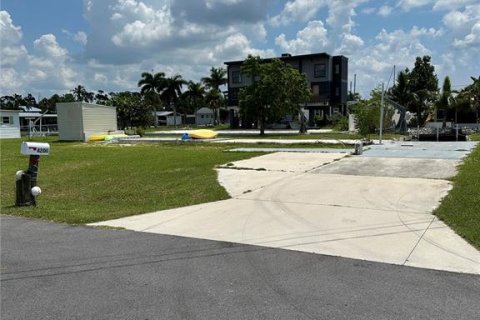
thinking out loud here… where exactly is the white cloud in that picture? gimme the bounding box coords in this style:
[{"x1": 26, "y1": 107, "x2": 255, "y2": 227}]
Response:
[
  {"x1": 62, "y1": 30, "x2": 88, "y2": 45},
  {"x1": 336, "y1": 33, "x2": 364, "y2": 55},
  {"x1": 443, "y1": 10, "x2": 471, "y2": 31},
  {"x1": 110, "y1": 1, "x2": 173, "y2": 47},
  {"x1": 442, "y1": 4, "x2": 480, "y2": 49},
  {"x1": 433, "y1": 0, "x2": 478, "y2": 11},
  {"x1": 378, "y1": 5, "x2": 393, "y2": 17},
  {"x1": 28, "y1": 34, "x2": 77, "y2": 91},
  {"x1": 2, "y1": 0, "x2": 478, "y2": 99},
  {"x1": 0, "y1": 68, "x2": 23, "y2": 94},
  {"x1": 209, "y1": 33, "x2": 275, "y2": 62},
  {"x1": 454, "y1": 22, "x2": 480, "y2": 47},
  {"x1": 270, "y1": 0, "x2": 327, "y2": 26},
  {"x1": 74, "y1": 31, "x2": 88, "y2": 45},
  {"x1": 326, "y1": 0, "x2": 364, "y2": 33},
  {"x1": 361, "y1": 7, "x2": 376, "y2": 14},
  {"x1": 275, "y1": 20, "x2": 329, "y2": 54},
  {"x1": 398, "y1": 0, "x2": 433, "y2": 11},
  {"x1": 33, "y1": 34, "x2": 68, "y2": 58},
  {"x1": 347, "y1": 26, "x2": 443, "y2": 95},
  {"x1": 0, "y1": 11, "x2": 28, "y2": 66}
]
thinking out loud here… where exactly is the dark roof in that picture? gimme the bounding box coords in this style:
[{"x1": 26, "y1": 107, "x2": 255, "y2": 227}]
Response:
[{"x1": 224, "y1": 52, "x2": 335, "y2": 65}]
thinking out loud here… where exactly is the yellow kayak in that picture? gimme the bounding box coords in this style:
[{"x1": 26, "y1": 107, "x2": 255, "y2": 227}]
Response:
[
  {"x1": 189, "y1": 129, "x2": 218, "y2": 139},
  {"x1": 88, "y1": 134, "x2": 128, "y2": 142}
]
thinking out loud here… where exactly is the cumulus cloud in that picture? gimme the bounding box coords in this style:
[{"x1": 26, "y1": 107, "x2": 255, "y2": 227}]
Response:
[
  {"x1": 454, "y1": 22, "x2": 480, "y2": 47},
  {"x1": 433, "y1": 0, "x2": 478, "y2": 11},
  {"x1": 110, "y1": 1, "x2": 173, "y2": 47},
  {"x1": 0, "y1": 11, "x2": 28, "y2": 66},
  {"x1": 62, "y1": 30, "x2": 88, "y2": 45},
  {"x1": 275, "y1": 21, "x2": 329, "y2": 54},
  {"x1": 2, "y1": 0, "x2": 478, "y2": 98},
  {"x1": 27, "y1": 34, "x2": 77, "y2": 91},
  {"x1": 378, "y1": 5, "x2": 393, "y2": 17},
  {"x1": 270, "y1": 0, "x2": 327, "y2": 26},
  {"x1": 442, "y1": 4, "x2": 480, "y2": 49},
  {"x1": 209, "y1": 33, "x2": 275, "y2": 62},
  {"x1": 398, "y1": 0, "x2": 433, "y2": 11},
  {"x1": 347, "y1": 26, "x2": 444, "y2": 94}
]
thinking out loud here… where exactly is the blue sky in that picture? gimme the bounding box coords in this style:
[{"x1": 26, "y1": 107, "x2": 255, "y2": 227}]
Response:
[{"x1": 1, "y1": 0, "x2": 479, "y2": 98}]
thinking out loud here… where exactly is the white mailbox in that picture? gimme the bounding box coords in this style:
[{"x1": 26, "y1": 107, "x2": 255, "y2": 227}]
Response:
[{"x1": 21, "y1": 142, "x2": 50, "y2": 156}]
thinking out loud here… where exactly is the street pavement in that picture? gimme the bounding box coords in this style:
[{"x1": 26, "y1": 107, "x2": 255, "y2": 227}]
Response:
[{"x1": 2, "y1": 215, "x2": 479, "y2": 320}]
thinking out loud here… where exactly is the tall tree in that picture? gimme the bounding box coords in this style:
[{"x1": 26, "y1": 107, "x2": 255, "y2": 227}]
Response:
[
  {"x1": 202, "y1": 67, "x2": 227, "y2": 90},
  {"x1": 205, "y1": 88, "x2": 224, "y2": 125},
  {"x1": 389, "y1": 70, "x2": 412, "y2": 107},
  {"x1": 160, "y1": 75, "x2": 187, "y2": 126},
  {"x1": 71, "y1": 85, "x2": 94, "y2": 102},
  {"x1": 459, "y1": 76, "x2": 480, "y2": 124},
  {"x1": 408, "y1": 56, "x2": 439, "y2": 126},
  {"x1": 108, "y1": 91, "x2": 153, "y2": 129},
  {"x1": 95, "y1": 90, "x2": 110, "y2": 105},
  {"x1": 138, "y1": 71, "x2": 165, "y2": 109},
  {"x1": 183, "y1": 81, "x2": 206, "y2": 112},
  {"x1": 23, "y1": 94, "x2": 37, "y2": 109},
  {"x1": 239, "y1": 55, "x2": 311, "y2": 135},
  {"x1": 353, "y1": 87, "x2": 395, "y2": 140},
  {"x1": 436, "y1": 76, "x2": 452, "y2": 127}
]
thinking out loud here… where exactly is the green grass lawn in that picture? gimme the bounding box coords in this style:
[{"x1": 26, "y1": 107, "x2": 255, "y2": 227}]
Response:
[
  {"x1": 2, "y1": 133, "x2": 479, "y2": 249},
  {"x1": 0, "y1": 137, "x2": 261, "y2": 224},
  {"x1": 434, "y1": 133, "x2": 480, "y2": 249},
  {"x1": 146, "y1": 130, "x2": 404, "y2": 141}
]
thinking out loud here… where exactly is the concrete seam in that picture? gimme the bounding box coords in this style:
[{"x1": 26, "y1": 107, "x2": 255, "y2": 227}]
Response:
[{"x1": 403, "y1": 217, "x2": 436, "y2": 265}]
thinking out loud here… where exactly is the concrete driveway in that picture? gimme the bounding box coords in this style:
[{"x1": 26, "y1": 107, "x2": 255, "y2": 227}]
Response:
[{"x1": 92, "y1": 141, "x2": 480, "y2": 274}]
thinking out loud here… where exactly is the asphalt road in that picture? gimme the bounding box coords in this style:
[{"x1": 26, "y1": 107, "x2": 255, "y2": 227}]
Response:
[{"x1": 1, "y1": 215, "x2": 479, "y2": 320}]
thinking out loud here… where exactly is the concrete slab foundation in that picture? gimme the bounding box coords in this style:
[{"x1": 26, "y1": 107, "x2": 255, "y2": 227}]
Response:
[{"x1": 92, "y1": 142, "x2": 480, "y2": 275}]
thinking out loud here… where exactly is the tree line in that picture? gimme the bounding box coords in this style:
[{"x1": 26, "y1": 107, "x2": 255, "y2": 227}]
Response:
[
  {"x1": 352, "y1": 55, "x2": 480, "y2": 137},
  {"x1": 0, "y1": 67, "x2": 228, "y2": 129}
]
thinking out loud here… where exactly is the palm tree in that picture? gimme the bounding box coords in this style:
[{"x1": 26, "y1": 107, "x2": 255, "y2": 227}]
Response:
[
  {"x1": 138, "y1": 71, "x2": 165, "y2": 108},
  {"x1": 390, "y1": 71, "x2": 412, "y2": 107},
  {"x1": 205, "y1": 88, "x2": 224, "y2": 125},
  {"x1": 184, "y1": 81, "x2": 206, "y2": 111},
  {"x1": 465, "y1": 76, "x2": 480, "y2": 125},
  {"x1": 71, "y1": 85, "x2": 94, "y2": 103},
  {"x1": 160, "y1": 75, "x2": 187, "y2": 126},
  {"x1": 202, "y1": 67, "x2": 227, "y2": 90}
]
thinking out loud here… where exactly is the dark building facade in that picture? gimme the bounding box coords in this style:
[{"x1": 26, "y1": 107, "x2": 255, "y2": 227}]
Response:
[{"x1": 225, "y1": 52, "x2": 348, "y2": 126}]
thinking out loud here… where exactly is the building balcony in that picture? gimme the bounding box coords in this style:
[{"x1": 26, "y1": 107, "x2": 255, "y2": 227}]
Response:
[{"x1": 309, "y1": 95, "x2": 330, "y2": 106}]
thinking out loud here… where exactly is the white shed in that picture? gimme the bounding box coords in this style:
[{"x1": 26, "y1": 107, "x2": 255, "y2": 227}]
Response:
[
  {"x1": 195, "y1": 107, "x2": 214, "y2": 126},
  {"x1": 0, "y1": 110, "x2": 21, "y2": 139},
  {"x1": 56, "y1": 102, "x2": 118, "y2": 141}
]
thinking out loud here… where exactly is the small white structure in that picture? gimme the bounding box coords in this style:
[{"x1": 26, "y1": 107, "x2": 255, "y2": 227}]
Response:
[
  {"x1": 153, "y1": 111, "x2": 183, "y2": 126},
  {"x1": 56, "y1": 102, "x2": 118, "y2": 141},
  {"x1": 0, "y1": 110, "x2": 21, "y2": 139},
  {"x1": 19, "y1": 106, "x2": 58, "y2": 135},
  {"x1": 195, "y1": 107, "x2": 214, "y2": 126}
]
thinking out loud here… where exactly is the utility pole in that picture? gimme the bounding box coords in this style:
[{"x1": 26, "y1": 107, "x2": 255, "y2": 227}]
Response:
[{"x1": 380, "y1": 83, "x2": 385, "y2": 145}]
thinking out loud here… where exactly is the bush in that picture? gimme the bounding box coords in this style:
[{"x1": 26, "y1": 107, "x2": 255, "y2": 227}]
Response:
[{"x1": 329, "y1": 114, "x2": 349, "y2": 131}]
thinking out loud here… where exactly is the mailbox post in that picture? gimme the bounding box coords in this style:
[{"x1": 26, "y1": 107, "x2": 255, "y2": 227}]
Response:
[{"x1": 15, "y1": 142, "x2": 50, "y2": 206}]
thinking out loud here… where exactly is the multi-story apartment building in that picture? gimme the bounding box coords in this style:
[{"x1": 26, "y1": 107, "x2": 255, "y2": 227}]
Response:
[{"x1": 224, "y1": 52, "x2": 348, "y2": 127}]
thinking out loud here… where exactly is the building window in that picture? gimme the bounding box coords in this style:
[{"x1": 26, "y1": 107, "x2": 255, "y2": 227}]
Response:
[
  {"x1": 2, "y1": 116, "x2": 11, "y2": 124},
  {"x1": 335, "y1": 64, "x2": 340, "y2": 74},
  {"x1": 314, "y1": 64, "x2": 326, "y2": 78},
  {"x1": 312, "y1": 84, "x2": 320, "y2": 95},
  {"x1": 232, "y1": 71, "x2": 242, "y2": 84}
]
